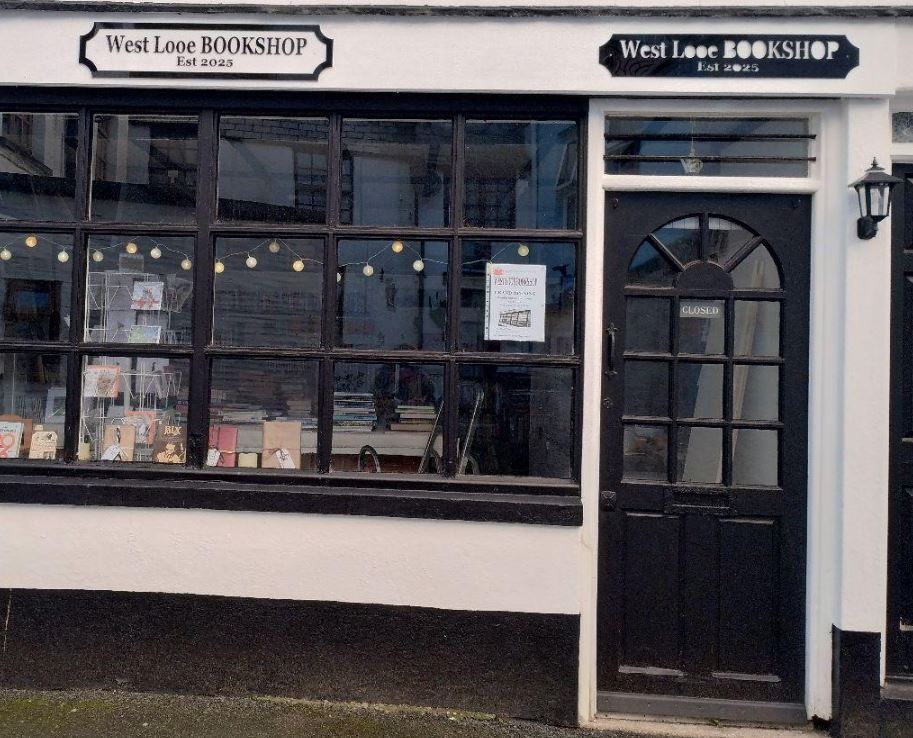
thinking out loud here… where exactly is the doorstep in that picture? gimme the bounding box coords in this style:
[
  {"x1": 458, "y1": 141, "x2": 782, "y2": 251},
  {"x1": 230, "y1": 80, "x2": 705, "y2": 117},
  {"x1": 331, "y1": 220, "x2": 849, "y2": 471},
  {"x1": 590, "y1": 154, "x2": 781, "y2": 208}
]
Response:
[{"x1": 589, "y1": 715, "x2": 821, "y2": 738}]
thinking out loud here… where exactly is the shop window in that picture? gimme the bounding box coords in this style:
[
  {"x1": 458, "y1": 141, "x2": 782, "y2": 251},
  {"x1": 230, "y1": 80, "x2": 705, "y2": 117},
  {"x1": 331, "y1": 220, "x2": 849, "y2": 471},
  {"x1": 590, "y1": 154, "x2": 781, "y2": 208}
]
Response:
[
  {"x1": 0, "y1": 113, "x2": 78, "y2": 221},
  {"x1": 605, "y1": 117, "x2": 813, "y2": 178},
  {"x1": 0, "y1": 105, "x2": 582, "y2": 489}
]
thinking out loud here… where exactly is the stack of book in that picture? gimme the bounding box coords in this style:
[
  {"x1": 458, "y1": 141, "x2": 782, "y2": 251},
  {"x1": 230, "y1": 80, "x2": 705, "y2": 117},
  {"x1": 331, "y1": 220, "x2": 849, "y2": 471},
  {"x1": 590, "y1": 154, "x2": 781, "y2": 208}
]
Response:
[
  {"x1": 390, "y1": 404, "x2": 437, "y2": 433},
  {"x1": 333, "y1": 392, "x2": 377, "y2": 432}
]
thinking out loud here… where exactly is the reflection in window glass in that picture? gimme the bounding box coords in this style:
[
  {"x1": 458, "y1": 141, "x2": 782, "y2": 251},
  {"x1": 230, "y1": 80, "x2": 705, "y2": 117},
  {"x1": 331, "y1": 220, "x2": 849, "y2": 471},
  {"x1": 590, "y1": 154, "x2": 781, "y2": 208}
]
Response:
[
  {"x1": 209, "y1": 358, "x2": 319, "y2": 471},
  {"x1": 337, "y1": 240, "x2": 447, "y2": 351},
  {"x1": 91, "y1": 115, "x2": 198, "y2": 223},
  {"x1": 85, "y1": 236, "x2": 194, "y2": 345},
  {"x1": 734, "y1": 301, "x2": 780, "y2": 356},
  {"x1": 730, "y1": 245, "x2": 780, "y2": 290},
  {"x1": 733, "y1": 428, "x2": 778, "y2": 486},
  {"x1": 623, "y1": 424, "x2": 667, "y2": 481},
  {"x1": 626, "y1": 298, "x2": 670, "y2": 353},
  {"x1": 677, "y1": 363, "x2": 723, "y2": 419},
  {"x1": 733, "y1": 364, "x2": 779, "y2": 421},
  {"x1": 333, "y1": 362, "x2": 443, "y2": 474},
  {"x1": 218, "y1": 117, "x2": 328, "y2": 224},
  {"x1": 0, "y1": 352, "x2": 66, "y2": 460},
  {"x1": 678, "y1": 299, "x2": 725, "y2": 354},
  {"x1": 0, "y1": 232, "x2": 71, "y2": 341},
  {"x1": 677, "y1": 426, "x2": 722, "y2": 484},
  {"x1": 341, "y1": 120, "x2": 452, "y2": 227},
  {"x1": 79, "y1": 355, "x2": 189, "y2": 464},
  {"x1": 213, "y1": 237, "x2": 323, "y2": 349},
  {"x1": 458, "y1": 365, "x2": 573, "y2": 478},
  {"x1": 464, "y1": 120, "x2": 578, "y2": 229},
  {"x1": 0, "y1": 113, "x2": 78, "y2": 221},
  {"x1": 655, "y1": 217, "x2": 700, "y2": 265},
  {"x1": 708, "y1": 216, "x2": 755, "y2": 264},
  {"x1": 460, "y1": 240, "x2": 575, "y2": 354},
  {"x1": 624, "y1": 361, "x2": 668, "y2": 417},
  {"x1": 628, "y1": 241, "x2": 676, "y2": 286}
]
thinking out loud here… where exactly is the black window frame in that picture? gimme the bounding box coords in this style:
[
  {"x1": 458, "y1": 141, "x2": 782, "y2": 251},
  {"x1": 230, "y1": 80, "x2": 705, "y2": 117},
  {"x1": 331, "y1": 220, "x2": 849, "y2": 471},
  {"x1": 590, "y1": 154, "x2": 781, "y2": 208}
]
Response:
[{"x1": 0, "y1": 89, "x2": 586, "y2": 526}]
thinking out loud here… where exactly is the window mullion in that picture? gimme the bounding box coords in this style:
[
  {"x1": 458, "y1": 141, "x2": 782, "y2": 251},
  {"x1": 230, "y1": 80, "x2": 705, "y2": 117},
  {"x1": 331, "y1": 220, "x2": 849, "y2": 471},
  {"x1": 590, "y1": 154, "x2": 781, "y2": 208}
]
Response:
[{"x1": 186, "y1": 108, "x2": 217, "y2": 468}]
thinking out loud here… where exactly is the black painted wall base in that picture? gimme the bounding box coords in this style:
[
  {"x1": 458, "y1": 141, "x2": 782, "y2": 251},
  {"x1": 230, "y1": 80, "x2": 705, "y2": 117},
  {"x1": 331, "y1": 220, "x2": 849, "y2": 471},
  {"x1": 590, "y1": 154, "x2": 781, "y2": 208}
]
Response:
[
  {"x1": 831, "y1": 626, "x2": 881, "y2": 738},
  {"x1": 0, "y1": 589, "x2": 580, "y2": 727}
]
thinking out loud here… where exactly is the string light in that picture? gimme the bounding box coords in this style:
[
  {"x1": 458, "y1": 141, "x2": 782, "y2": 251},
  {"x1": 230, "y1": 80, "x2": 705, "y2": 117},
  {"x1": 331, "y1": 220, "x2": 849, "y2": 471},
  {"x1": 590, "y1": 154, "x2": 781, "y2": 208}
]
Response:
[
  {"x1": 125, "y1": 241, "x2": 138, "y2": 254},
  {"x1": 412, "y1": 259, "x2": 425, "y2": 272},
  {"x1": 391, "y1": 240, "x2": 404, "y2": 253},
  {"x1": 0, "y1": 248, "x2": 11, "y2": 261},
  {"x1": 149, "y1": 246, "x2": 162, "y2": 259},
  {"x1": 180, "y1": 258, "x2": 192, "y2": 271},
  {"x1": 214, "y1": 261, "x2": 225, "y2": 274},
  {"x1": 292, "y1": 259, "x2": 305, "y2": 272},
  {"x1": 517, "y1": 243, "x2": 530, "y2": 257},
  {"x1": 24, "y1": 235, "x2": 37, "y2": 248},
  {"x1": 268, "y1": 240, "x2": 281, "y2": 254},
  {"x1": 92, "y1": 250, "x2": 104, "y2": 263},
  {"x1": 336, "y1": 271, "x2": 342, "y2": 283},
  {"x1": 362, "y1": 264, "x2": 374, "y2": 277},
  {"x1": 57, "y1": 250, "x2": 69, "y2": 263},
  {"x1": 245, "y1": 254, "x2": 258, "y2": 269}
]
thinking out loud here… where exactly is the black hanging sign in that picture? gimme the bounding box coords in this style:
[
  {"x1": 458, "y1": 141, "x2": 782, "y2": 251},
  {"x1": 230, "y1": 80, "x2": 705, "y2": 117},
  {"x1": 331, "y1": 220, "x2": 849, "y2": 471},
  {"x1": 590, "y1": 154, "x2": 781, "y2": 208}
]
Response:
[
  {"x1": 599, "y1": 35, "x2": 859, "y2": 79},
  {"x1": 80, "y1": 23, "x2": 333, "y2": 80}
]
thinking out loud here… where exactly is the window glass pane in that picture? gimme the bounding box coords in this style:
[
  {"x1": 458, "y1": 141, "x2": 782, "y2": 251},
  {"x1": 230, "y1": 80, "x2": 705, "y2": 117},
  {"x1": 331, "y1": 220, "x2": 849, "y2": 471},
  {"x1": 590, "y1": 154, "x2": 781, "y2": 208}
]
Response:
[
  {"x1": 460, "y1": 240, "x2": 575, "y2": 354},
  {"x1": 458, "y1": 365, "x2": 573, "y2": 478},
  {"x1": 91, "y1": 115, "x2": 198, "y2": 223},
  {"x1": 605, "y1": 117, "x2": 809, "y2": 177},
  {"x1": 677, "y1": 426, "x2": 722, "y2": 484},
  {"x1": 628, "y1": 240, "x2": 676, "y2": 286},
  {"x1": 218, "y1": 116, "x2": 328, "y2": 224},
  {"x1": 0, "y1": 352, "x2": 66, "y2": 460},
  {"x1": 655, "y1": 217, "x2": 700, "y2": 265},
  {"x1": 624, "y1": 360, "x2": 668, "y2": 417},
  {"x1": 730, "y1": 244, "x2": 780, "y2": 290},
  {"x1": 0, "y1": 113, "x2": 78, "y2": 221},
  {"x1": 734, "y1": 300, "x2": 780, "y2": 357},
  {"x1": 213, "y1": 236, "x2": 323, "y2": 349},
  {"x1": 341, "y1": 120, "x2": 452, "y2": 227},
  {"x1": 708, "y1": 216, "x2": 755, "y2": 264},
  {"x1": 209, "y1": 358, "x2": 319, "y2": 471},
  {"x1": 733, "y1": 364, "x2": 779, "y2": 421},
  {"x1": 678, "y1": 299, "x2": 725, "y2": 354},
  {"x1": 464, "y1": 120, "x2": 578, "y2": 229},
  {"x1": 333, "y1": 361, "x2": 443, "y2": 474},
  {"x1": 0, "y1": 232, "x2": 71, "y2": 341},
  {"x1": 893, "y1": 112, "x2": 913, "y2": 143},
  {"x1": 623, "y1": 423, "x2": 667, "y2": 481},
  {"x1": 79, "y1": 355, "x2": 189, "y2": 464},
  {"x1": 625, "y1": 298, "x2": 670, "y2": 353},
  {"x1": 732, "y1": 428, "x2": 778, "y2": 486},
  {"x1": 337, "y1": 239, "x2": 447, "y2": 351},
  {"x1": 85, "y1": 236, "x2": 194, "y2": 345},
  {"x1": 677, "y1": 363, "x2": 723, "y2": 419}
]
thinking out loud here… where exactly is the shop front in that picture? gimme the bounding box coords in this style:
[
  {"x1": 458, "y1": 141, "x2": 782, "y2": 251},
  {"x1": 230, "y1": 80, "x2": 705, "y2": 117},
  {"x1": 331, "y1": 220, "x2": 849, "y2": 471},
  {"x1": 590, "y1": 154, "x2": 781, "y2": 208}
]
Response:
[{"x1": 0, "y1": 3, "x2": 911, "y2": 735}]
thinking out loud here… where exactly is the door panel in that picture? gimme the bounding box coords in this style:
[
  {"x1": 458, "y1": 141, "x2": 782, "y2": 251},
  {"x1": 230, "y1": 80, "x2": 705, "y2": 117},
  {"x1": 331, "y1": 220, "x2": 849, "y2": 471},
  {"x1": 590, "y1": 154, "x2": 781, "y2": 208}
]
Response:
[{"x1": 598, "y1": 192, "x2": 809, "y2": 705}]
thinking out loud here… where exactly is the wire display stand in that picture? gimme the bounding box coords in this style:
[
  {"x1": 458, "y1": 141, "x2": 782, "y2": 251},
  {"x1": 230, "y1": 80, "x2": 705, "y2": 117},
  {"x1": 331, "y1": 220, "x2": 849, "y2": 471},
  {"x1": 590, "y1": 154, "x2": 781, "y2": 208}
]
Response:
[
  {"x1": 80, "y1": 363, "x2": 183, "y2": 462},
  {"x1": 85, "y1": 270, "x2": 192, "y2": 345}
]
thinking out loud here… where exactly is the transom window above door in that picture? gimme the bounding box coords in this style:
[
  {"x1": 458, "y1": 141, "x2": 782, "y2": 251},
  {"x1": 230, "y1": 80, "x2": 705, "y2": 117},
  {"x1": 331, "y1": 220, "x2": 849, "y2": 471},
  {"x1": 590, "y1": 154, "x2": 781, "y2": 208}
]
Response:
[{"x1": 622, "y1": 215, "x2": 784, "y2": 488}]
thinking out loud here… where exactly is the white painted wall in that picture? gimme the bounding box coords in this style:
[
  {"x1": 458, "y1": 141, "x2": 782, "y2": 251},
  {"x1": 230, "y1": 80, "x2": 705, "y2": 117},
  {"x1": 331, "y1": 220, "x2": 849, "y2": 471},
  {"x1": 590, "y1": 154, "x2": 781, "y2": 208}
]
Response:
[{"x1": 0, "y1": 504, "x2": 582, "y2": 614}]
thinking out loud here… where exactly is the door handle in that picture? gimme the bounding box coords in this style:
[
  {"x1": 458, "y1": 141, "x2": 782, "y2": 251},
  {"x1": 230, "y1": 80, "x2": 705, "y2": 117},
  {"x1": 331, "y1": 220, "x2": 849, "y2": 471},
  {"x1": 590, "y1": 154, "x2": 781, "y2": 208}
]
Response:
[
  {"x1": 604, "y1": 323, "x2": 617, "y2": 376},
  {"x1": 600, "y1": 490, "x2": 617, "y2": 512}
]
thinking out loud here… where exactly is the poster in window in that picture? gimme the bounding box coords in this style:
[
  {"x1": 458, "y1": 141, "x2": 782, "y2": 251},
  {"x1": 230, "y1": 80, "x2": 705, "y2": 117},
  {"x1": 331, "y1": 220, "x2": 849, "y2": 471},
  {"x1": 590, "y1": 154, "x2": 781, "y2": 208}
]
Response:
[{"x1": 484, "y1": 263, "x2": 547, "y2": 342}]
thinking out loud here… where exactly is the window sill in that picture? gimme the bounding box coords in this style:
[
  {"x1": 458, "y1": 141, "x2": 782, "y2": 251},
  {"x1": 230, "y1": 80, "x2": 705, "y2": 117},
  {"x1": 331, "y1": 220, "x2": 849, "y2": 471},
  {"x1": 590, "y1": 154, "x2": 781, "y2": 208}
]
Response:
[{"x1": 0, "y1": 465, "x2": 582, "y2": 526}]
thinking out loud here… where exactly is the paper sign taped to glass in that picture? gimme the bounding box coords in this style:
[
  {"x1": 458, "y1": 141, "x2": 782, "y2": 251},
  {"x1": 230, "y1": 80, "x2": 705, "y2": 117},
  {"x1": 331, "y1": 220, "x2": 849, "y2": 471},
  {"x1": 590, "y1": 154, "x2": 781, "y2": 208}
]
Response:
[{"x1": 484, "y1": 263, "x2": 547, "y2": 342}]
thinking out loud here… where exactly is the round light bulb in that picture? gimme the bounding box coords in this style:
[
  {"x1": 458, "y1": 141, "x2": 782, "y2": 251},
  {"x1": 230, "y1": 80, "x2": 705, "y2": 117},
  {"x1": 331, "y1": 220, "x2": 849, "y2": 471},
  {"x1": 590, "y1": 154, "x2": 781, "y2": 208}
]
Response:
[
  {"x1": 268, "y1": 239, "x2": 281, "y2": 254},
  {"x1": 91, "y1": 250, "x2": 104, "y2": 263},
  {"x1": 336, "y1": 271, "x2": 342, "y2": 283},
  {"x1": 362, "y1": 264, "x2": 374, "y2": 277},
  {"x1": 57, "y1": 250, "x2": 69, "y2": 263},
  {"x1": 24, "y1": 235, "x2": 38, "y2": 248},
  {"x1": 412, "y1": 259, "x2": 425, "y2": 273},
  {"x1": 180, "y1": 258, "x2": 192, "y2": 271},
  {"x1": 292, "y1": 259, "x2": 305, "y2": 272},
  {"x1": 149, "y1": 246, "x2": 162, "y2": 260},
  {"x1": 245, "y1": 254, "x2": 258, "y2": 269},
  {"x1": 517, "y1": 243, "x2": 530, "y2": 257},
  {"x1": 214, "y1": 261, "x2": 225, "y2": 274},
  {"x1": 125, "y1": 241, "x2": 138, "y2": 254},
  {"x1": 0, "y1": 248, "x2": 12, "y2": 261},
  {"x1": 391, "y1": 240, "x2": 404, "y2": 254}
]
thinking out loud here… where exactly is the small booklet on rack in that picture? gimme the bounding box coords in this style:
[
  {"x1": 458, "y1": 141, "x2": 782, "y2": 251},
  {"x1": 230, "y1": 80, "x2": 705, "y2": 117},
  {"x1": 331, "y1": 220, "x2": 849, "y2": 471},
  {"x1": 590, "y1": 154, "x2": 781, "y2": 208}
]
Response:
[
  {"x1": 101, "y1": 424, "x2": 136, "y2": 462},
  {"x1": 28, "y1": 429, "x2": 58, "y2": 460},
  {"x1": 153, "y1": 423, "x2": 186, "y2": 464}
]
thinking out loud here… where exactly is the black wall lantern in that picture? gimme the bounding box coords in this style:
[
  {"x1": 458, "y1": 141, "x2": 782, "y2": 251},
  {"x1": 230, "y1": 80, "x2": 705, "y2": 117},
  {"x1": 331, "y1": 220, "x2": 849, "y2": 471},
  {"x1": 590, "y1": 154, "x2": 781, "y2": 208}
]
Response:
[{"x1": 850, "y1": 158, "x2": 902, "y2": 240}]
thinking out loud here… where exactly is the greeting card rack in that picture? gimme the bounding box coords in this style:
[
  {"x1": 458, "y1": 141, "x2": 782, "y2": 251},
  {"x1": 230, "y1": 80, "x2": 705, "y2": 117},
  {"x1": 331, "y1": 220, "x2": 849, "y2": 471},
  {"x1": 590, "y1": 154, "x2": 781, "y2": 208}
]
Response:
[
  {"x1": 85, "y1": 270, "x2": 191, "y2": 345},
  {"x1": 80, "y1": 362, "x2": 183, "y2": 462}
]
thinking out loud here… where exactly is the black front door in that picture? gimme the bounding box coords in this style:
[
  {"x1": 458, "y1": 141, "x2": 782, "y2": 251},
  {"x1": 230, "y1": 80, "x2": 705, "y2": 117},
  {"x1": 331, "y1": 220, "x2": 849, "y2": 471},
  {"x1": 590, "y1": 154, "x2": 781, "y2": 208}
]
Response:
[
  {"x1": 888, "y1": 166, "x2": 913, "y2": 679},
  {"x1": 598, "y1": 192, "x2": 810, "y2": 708}
]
